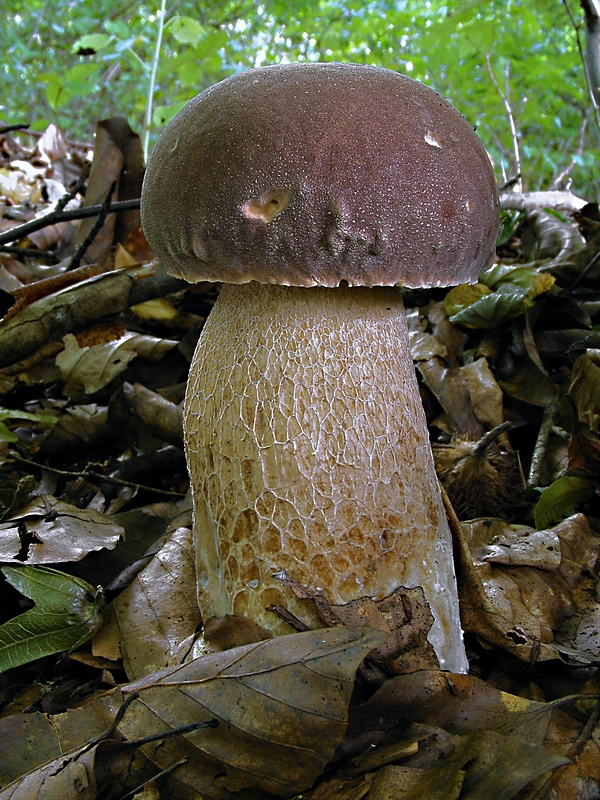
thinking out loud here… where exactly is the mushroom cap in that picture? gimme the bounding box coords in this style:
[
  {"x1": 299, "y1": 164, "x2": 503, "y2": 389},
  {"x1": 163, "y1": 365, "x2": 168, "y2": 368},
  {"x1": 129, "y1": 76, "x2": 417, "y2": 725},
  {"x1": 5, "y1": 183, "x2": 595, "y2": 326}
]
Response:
[{"x1": 141, "y1": 62, "x2": 499, "y2": 288}]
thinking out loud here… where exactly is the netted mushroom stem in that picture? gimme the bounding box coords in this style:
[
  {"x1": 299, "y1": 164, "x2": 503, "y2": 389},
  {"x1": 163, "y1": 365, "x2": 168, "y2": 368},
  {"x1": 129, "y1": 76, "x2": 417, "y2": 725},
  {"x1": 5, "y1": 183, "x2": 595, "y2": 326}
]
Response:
[{"x1": 185, "y1": 282, "x2": 468, "y2": 673}]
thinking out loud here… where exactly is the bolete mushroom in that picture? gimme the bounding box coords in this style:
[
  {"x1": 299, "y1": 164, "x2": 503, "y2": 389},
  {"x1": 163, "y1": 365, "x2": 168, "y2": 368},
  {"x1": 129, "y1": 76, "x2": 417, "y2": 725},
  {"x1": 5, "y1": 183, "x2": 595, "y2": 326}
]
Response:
[{"x1": 141, "y1": 63, "x2": 499, "y2": 673}]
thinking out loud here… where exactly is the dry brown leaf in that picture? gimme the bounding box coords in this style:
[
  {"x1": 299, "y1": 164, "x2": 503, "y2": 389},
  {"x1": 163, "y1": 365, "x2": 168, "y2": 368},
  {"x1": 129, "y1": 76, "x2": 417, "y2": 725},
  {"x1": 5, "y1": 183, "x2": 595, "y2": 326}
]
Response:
[
  {"x1": 0, "y1": 495, "x2": 123, "y2": 563},
  {"x1": 113, "y1": 525, "x2": 201, "y2": 679},
  {"x1": 343, "y1": 677, "x2": 570, "y2": 800},
  {"x1": 458, "y1": 514, "x2": 599, "y2": 660},
  {"x1": 349, "y1": 670, "x2": 554, "y2": 744},
  {"x1": 459, "y1": 357, "x2": 504, "y2": 430},
  {"x1": 523, "y1": 705, "x2": 600, "y2": 800},
  {"x1": 472, "y1": 523, "x2": 562, "y2": 569},
  {"x1": 418, "y1": 356, "x2": 484, "y2": 437},
  {"x1": 73, "y1": 118, "x2": 143, "y2": 267},
  {"x1": 406, "y1": 307, "x2": 448, "y2": 361},
  {"x1": 56, "y1": 331, "x2": 178, "y2": 399},
  {"x1": 0, "y1": 627, "x2": 382, "y2": 799},
  {"x1": 0, "y1": 739, "x2": 133, "y2": 800},
  {"x1": 314, "y1": 719, "x2": 567, "y2": 800},
  {"x1": 274, "y1": 572, "x2": 439, "y2": 673}
]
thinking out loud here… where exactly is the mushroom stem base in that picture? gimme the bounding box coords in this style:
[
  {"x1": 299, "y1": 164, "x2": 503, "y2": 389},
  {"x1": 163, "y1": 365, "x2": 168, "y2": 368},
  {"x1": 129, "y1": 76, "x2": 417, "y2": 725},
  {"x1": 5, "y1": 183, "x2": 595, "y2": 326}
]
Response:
[{"x1": 185, "y1": 282, "x2": 468, "y2": 673}]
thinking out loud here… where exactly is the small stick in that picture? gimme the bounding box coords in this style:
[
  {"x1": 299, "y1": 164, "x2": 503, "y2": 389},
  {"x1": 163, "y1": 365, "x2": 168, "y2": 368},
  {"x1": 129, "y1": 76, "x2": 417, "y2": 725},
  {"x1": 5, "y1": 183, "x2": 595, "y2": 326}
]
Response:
[
  {"x1": 68, "y1": 181, "x2": 116, "y2": 270},
  {"x1": 0, "y1": 198, "x2": 141, "y2": 246},
  {"x1": 528, "y1": 401, "x2": 558, "y2": 488}
]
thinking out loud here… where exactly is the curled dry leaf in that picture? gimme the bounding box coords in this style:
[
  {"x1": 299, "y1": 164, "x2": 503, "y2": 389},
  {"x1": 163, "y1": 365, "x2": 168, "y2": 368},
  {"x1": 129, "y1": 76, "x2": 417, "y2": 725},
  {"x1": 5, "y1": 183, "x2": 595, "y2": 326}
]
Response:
[
  {"x1": 349, "y1": 670, "x2": 555, "y2": 745},
  {"x1": 56, "y1": 331, "x2": 178, "y2": 399},
  {"x1": 0, "y1": 495, "x2": 123, "y2": 563},
  {"x1": 316, "y1": 670, "x2": 570, "y2": 800},
  {"x1": 418, "y1": 356, "x2": 484, "y2": 437},
  {"x1": 0, "y1": 627, "x2": 383, "y2": 799},
  {"x1": 459, "y1": 357, "x2": 504, "y2": 431},
  {"x1": 275, "y1": 571, "x2": 439, "y2": 673},
  {"x1": 364, "y1": 729, "x2": 567, "y2": 800},
  {"x1": 0, "y1": 739, "x2": 131, "y2": 800},
  {"x1": 458, "y1": 514, "x2": 599, "y2": 661},
  {"x1": 568, "y1": 349, "x2": 600, "y2": 474}
]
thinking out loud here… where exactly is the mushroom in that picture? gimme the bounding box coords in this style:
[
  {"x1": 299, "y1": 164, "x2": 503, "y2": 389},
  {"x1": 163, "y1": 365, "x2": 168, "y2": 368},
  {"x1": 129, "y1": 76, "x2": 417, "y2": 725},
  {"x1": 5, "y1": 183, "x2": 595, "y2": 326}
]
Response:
[{"x1": 141, "y1": 63, "x2": 499, "y2": 673}]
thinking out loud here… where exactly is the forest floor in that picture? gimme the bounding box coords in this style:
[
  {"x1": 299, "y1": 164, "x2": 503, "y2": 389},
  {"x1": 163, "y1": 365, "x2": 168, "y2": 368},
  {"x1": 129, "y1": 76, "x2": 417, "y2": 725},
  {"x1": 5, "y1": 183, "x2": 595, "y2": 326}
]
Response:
[{"x1": 0, "y1": 119, "x2": 598, "y2": 799}]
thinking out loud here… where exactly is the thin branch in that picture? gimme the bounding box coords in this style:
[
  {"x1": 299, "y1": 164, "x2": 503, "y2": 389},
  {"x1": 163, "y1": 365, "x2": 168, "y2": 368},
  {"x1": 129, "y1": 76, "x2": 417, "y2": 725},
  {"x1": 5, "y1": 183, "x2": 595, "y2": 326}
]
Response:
[
  {"x1": 143, "y1": 0, "x2": 168, "y2": 162},
  {"x1": 485, "y1": 55, "x2": 522, "y2": 191},
  {"x1": 551, "y1": 116, "x2": 588, "y2": 189},
  {"x1": 528, "y1": 401, "x2": 558, "y2": 488},
  {"x1": 0, "y1": 199, "x2": 141, "y2": 247},
  {"x1": 8, "y1": 454, "x2": 186, "y2": 499},
  {"x1": 562, "y1": 0, "x2": 600, "y2": 128},
  {"x1": 68, "y1": 181, "x2": 116, "y2": 270}
]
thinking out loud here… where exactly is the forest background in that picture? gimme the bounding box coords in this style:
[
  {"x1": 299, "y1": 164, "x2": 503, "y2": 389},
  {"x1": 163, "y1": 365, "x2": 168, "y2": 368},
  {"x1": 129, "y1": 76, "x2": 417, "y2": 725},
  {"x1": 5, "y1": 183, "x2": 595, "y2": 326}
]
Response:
[{"x1": 1, "y1": 0, "x2": 598, "y2": 198}]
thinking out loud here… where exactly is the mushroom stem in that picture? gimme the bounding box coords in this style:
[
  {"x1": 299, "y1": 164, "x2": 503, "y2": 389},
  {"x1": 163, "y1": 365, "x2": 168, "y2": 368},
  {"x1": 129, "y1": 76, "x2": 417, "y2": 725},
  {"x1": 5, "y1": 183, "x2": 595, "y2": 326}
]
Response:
[{"x1": 186, "y1": 281, "x2": 468, "y2": 673}]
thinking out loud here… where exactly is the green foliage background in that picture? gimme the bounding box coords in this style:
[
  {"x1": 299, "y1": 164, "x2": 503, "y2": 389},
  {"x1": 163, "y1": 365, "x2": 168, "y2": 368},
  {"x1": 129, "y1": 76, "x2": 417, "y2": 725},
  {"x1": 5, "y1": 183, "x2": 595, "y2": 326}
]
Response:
[{"x1": 1, "y1": 0, "x2": 598, "y2": 195}]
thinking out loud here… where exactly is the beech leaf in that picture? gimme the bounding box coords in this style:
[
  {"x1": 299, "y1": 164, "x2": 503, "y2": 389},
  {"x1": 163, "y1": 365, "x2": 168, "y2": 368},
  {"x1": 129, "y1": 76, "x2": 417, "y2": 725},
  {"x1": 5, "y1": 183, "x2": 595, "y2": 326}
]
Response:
[
  {"x1": 0, "y1": 627, "x2": 383, "y2": 798},
  {"x1": 449, "y1": 283, "x2": 534, "y2": 329},
  {"x1": 0, "y1": 495, "x2": 123, "y2": 563}
]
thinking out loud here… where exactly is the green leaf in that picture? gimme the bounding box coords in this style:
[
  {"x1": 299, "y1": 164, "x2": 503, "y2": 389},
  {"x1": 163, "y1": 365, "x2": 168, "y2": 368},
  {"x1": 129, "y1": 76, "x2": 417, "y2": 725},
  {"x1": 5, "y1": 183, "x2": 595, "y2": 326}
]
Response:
[
  {"x1": 39, "y1": 73, "x2": 66, "y2": 110},
  {"x1": 72, "y1": 33, "x2": 112, "y2": 54},
  {"x1": 153, "y1": 102, "x2": 187, "y2": 128},
  {"x1": 0, "y1": 565, "x2": 104, "y2": 674},
  {"x1": 169, "y1": 15, "x2": 206, "y2": 47},
  {"x1": 0, "y1": 423, "x2": 17, "y2": 443},
  {"x1": 0, "y1": 407, "x2": 57, "y2": 443},
  {"x1": 63, "y1": 63, "x2": 102, "y2": 97},
  {"x1": 449, "y1": 283, "x2": 534, "y2": 329},
  {"x1": 534, "y1": 477, "x2": 596, "y2": 529},
  {"x1": 195, "y1": 29, "x2": 228, "y2": 59}
]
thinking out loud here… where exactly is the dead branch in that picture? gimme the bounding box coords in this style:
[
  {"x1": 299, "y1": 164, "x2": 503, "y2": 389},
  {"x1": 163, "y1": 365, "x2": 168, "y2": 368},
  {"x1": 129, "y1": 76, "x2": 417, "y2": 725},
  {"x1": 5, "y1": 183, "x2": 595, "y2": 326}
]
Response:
[
  {"x1": 499, "y1": 190, "x2": 588, "y2": 212},
  {"x1": 0, "y1": 261, "x2": 186, "y2": 368}
]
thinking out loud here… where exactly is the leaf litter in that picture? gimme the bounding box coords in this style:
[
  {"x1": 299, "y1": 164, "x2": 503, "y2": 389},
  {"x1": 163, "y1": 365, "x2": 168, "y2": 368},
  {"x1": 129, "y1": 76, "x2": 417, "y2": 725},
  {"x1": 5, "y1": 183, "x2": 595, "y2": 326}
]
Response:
[{"x1": 0, "y1": 121, "x2": 598, "y2": 798}]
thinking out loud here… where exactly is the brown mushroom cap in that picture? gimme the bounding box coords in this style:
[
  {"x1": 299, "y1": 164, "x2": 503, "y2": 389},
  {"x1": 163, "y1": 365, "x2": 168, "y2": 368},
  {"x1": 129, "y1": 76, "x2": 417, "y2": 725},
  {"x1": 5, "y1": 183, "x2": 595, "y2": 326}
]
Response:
[{"x1": 141, "y1": 62, "x2": 498, "y2": 289}]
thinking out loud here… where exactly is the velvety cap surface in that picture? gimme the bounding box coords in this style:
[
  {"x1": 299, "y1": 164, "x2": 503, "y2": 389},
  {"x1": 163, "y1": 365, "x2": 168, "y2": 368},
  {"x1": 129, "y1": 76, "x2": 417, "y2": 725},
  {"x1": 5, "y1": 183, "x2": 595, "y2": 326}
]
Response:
[{"x1": 141, "y1": 63, "x2": 499, "y2": 288}]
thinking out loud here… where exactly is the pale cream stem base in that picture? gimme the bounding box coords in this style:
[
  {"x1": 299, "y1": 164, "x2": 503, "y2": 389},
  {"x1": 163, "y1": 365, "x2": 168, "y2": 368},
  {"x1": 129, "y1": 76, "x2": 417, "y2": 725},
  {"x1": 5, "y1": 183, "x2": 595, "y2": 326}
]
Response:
[{"x1": 185, "y1": 282, "x2": 468, "y2": 673}]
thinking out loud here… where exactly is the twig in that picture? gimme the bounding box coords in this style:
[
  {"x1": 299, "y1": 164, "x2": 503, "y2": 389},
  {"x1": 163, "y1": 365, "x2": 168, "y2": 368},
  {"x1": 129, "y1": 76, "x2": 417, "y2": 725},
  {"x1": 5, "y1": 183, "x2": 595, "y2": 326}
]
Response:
[
  {"x1": 8, "y1": 453, "x2": 186, "y2": 498},
  {"x1": 0, "y1": 262, "x2": 185, "y2": 368},
  {"x1": 563, "y1": 0, "x2": 600, "y2": 131},
  {"x1": 524, "y1": 695, "x2": 600, "y2": 799},
  {"x1": 528, "y1": 400, "x2": 558, "y2": 488},
  {"x1": 0, "y1": 245, "x2": 57, "y2": 258},
  {"x1": 55, "y1": 162, "x2": 91, "y2": 215},
  {"x1": 569, "y1": 249, "x2": 600, "y2": 290},
  {"x1": 0, "y1": 123, "x2": 31, "y2": 135},
  {"x1": 68, "y1": 181, "x2": 116, "y2": 270},
  {"x1": 118, "y1": 758, "x2": 187, "y2": 800},
  {"x1": 551, "y1": 116, "x2": 588, "y2": 189},
  {"x1": 485, "y1": 55, "x2": 523, "y2": 191},
  {"x1": 143, "y1": 0, "x2": 168, "y2": 161},
  {"x1": 0, "y1": 199, "x2": 141, "y2": 246},
  {"x1": 499, "y1": 190, "x2": 587, "y2": 212}
]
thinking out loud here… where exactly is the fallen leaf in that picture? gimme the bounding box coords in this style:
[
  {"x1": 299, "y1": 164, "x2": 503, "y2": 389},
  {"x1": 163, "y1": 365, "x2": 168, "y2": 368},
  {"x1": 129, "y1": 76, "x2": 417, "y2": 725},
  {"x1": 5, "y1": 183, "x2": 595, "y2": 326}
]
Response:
[
  {"x1": 459, "y1": 357, "x2": 504, "y2": 430},
  {"x1": 459, "y1": 514, "x2": 599, "y2": 661},
  {"x1": 349, "y1": 670, "x2": 555, "y2": 744},
  {"x1": 113, "y1": 525, "x2": 201, "y2": 679},
  {"x1": 534, "y1": 476, "x2": 596, "y2": 529},
  {"x1": 56, "y1": 331, "x2": 178, "y2": 399},
  {"x1": 0, "y1": 495, "x2": 123, "y2": 563},
  {"x1": 0, "y1": 627, "x2": 383, "y2": 798}
]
